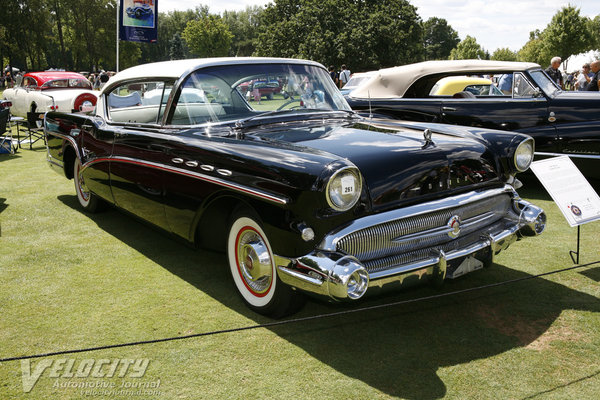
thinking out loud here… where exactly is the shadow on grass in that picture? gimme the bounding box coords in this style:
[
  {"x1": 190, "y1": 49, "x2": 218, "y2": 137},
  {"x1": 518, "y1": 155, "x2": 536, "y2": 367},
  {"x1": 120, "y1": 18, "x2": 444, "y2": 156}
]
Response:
[
  {"x1": 0, "y1": 153, "x2": 21, "y2": 162},
  {"x1": 58, "y1": 194, "x2": 600, "y2": 400},
  {"x1": 0, "y1": 197, "x2": 7, "y2": 214},
  {"x1": 579, "y1": 266, "x2": 600, "y2": 282},
  {"x1": 520, "y1": 369, "x2": 600, "y2": 399}
]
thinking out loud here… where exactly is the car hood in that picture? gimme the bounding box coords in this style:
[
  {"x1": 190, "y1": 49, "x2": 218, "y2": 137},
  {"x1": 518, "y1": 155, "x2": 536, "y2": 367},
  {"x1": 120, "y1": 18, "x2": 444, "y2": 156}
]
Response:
[{"x1": 251, "y1": 120, "x2": 499, "y2": 211}]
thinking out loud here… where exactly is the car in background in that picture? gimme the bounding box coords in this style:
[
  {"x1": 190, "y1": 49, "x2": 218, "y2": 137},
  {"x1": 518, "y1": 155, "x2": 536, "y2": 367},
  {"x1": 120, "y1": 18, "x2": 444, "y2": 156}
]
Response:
[
  {"x1": 346, "y1": 60, "x2": 600, "y2": 176},
  {"x1": 44, "y1": 57, "x2": 545, "y2": 317},
  {"x1": 3, "y1": 71, "x2": 97, "y2": 118},
  {"x1": 238, "y1": 77, "x2": 283, "y2": 100},
  {"x1": 430, "y1": 76, "x2": 503, "y2": 96},
  {"x1": 126, "y1": 3, "x2": 153, "y2": 19},
  {"x1": 340, "y1": 71, "x2": 376, "y2": 95}
]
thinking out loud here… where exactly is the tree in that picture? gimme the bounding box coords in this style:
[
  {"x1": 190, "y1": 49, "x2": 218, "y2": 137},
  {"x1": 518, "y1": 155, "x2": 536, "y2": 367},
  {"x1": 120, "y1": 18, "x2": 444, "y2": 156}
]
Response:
[
  {"x1": 422, "y1": 17, "x2": 460, "y2": 60},
  {"x1": 542, "y1": 5, "x2": 591, "y2": 70},
  {"x1": 256, "y1": 0, "x2": 424, "y2": 71},
  {"x1": 182, "y1": 12, "x2": 233, "y2": 57},
  {"x1": 491, "y1": 47, "x2": 517, "y2": 61},
  {"x1": 140, "y1": 7, "x2": 206, "y2": 64},
  {"x1": 517, "y1": 30, "x2": 551, "y2": 65},
  {"x1": 589, "y1": 16, "x2": 600, "y2": 51},
  {"x1": 169, "y1": 33, "x2": 186, "y2": 60},
  {"x1": 223, "y1": 6, "x2": 264, "y2": 57},
  {"x1": 449, "y1": 35, "x2": 486, "y2": 60}
]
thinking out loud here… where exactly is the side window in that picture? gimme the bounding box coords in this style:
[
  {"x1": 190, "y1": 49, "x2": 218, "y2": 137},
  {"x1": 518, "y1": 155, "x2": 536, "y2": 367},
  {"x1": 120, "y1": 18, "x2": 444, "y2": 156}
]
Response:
[
  {"x1": 513, "y1": 73, "x2": 537, "y2": 98},
  {"x1": 107, "y1": 81, "x2": 172, "y2": 124},
  {"x1": 23, "y1": 77, "x2": 37, "y2": 89},
  {"x1": 171, "y1": 73, "x2": 230, "y2": 125}
]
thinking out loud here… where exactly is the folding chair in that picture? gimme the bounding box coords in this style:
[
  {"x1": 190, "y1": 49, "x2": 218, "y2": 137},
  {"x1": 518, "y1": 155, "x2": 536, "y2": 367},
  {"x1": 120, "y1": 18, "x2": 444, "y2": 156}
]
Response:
[
  {"x1": 23, "y1": 111, "x2": 45, "y2": 149},
  {"x1": 0, "y1": 107, "x2": 17, "y2": 154}
]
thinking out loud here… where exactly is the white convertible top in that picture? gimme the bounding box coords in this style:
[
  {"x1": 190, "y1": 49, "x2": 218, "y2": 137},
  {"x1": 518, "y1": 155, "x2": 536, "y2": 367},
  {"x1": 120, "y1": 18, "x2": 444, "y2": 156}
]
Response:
[
  {"x1": 102, "y1": 57, "x2": 324, "y2": 93},
  {"x1": 349, "y1": 59, "x2": 541, "y2": 99}
]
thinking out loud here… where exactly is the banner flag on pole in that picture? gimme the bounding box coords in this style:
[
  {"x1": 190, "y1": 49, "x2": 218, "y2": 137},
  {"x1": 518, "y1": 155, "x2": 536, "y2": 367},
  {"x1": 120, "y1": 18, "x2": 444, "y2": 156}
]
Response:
[{"x1": 119, "y1": 0, "x2": 158, "y2": 43}]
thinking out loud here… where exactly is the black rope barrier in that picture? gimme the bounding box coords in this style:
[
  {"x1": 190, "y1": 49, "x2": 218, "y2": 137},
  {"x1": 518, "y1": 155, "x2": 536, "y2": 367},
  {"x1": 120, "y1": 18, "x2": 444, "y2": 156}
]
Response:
[{"x1": 1, "y1": 260, "x2": 598, "y2": 363}]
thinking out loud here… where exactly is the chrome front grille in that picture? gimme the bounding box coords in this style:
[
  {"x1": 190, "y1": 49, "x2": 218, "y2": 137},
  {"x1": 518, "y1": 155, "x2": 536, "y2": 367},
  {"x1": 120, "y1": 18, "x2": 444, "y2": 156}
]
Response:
[{"x1": 336, "y1": 193, "x2": 512, "y2": 267}]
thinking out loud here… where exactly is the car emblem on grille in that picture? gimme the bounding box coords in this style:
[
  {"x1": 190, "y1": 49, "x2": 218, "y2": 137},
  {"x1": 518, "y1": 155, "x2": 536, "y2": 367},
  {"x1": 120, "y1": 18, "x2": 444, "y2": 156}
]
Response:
[{"x1": 447, "y1": 215, "x2": 461, "y2": 239}]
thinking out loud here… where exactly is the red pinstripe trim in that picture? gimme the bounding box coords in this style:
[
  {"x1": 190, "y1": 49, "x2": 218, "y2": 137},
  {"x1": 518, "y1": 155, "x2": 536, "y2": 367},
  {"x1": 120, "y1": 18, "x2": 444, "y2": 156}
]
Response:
[
  {"x1": 234, "y1": 225, "x2": 273, "y2": 298},
  {"x1": 82, "y1": 156, "x2": 289, "y2": 205}
]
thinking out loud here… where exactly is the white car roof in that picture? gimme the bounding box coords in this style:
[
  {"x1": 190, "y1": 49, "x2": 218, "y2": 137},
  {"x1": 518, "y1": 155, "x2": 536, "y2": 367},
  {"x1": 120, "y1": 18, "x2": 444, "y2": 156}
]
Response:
[
  {"x1": 349, "y1": 59, "x2": 541, "y2": 99},
  {"x1": 102, "y1": 57, "x2": 324, "y2": 93}
]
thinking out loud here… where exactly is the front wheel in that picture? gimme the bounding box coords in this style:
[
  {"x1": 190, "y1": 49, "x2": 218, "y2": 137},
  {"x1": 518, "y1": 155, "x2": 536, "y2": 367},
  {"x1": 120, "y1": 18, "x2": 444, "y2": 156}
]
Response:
[
  {"x1": 74, "y1": 157, "x2": 101, "y2": 212},
  {"x1": 227, "y1": 212, "x2": 305, "y2": 317}
]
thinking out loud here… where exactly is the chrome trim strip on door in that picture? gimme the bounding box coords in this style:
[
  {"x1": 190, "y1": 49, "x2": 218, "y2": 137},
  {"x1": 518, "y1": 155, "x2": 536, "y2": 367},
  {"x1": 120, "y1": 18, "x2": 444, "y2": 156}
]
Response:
[{"x1": 81, "y1": 156, "x2": 289, "y2": 205}]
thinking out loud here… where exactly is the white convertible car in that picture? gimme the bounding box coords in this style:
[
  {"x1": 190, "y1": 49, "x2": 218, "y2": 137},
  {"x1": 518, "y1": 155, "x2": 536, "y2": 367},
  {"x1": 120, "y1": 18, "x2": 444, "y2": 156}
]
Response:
[{"x1": 3, "y1": 71, "x2": 98, "y2": 118}]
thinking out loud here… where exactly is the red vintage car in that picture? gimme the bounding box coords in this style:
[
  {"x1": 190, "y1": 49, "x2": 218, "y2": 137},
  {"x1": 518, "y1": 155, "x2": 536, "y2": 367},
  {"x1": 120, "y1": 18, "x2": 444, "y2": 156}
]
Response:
[{"x1": 3, "y1": 71, "x2": 98, "y2": 118}]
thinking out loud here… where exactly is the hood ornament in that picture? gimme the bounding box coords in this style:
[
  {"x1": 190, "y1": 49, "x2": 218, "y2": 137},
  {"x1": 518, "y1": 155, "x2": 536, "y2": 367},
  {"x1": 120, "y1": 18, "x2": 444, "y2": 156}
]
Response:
[{"x1": 422, "y1": 128, "x2": 434, "y2": 148}]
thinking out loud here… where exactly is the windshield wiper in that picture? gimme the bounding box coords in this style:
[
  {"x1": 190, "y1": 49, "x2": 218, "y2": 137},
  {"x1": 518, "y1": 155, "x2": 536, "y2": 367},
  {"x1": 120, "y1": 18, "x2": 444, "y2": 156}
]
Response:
[
  {"x1": 234, "y1": 109, "x2": 356, "y2": 131},
  {"x1": 234, "y1": 109, "x2": 298, "y2": 130}
]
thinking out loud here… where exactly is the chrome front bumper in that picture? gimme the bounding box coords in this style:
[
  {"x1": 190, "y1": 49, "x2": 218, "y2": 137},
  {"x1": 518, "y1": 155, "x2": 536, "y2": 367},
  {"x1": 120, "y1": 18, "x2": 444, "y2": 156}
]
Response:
[{"x1": 275, "y1": 186, "x2": 546, "y2": 301}]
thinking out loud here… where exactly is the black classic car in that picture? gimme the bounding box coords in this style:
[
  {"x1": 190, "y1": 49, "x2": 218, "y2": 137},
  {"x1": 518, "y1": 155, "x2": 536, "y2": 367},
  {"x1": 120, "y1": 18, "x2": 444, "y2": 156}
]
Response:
[
  {"x1": 346, "y1": 60, "x2": 600, "y2": 176},
  {"x1": 45, "y1": 58, "x2": 546, "y2": 317}
]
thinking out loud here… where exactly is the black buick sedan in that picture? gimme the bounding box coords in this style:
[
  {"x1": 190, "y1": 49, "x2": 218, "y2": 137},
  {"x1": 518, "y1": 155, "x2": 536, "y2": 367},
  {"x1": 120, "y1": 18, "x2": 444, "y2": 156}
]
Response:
[
  {"x1": 45, "y1": 58, "x2": 545, "y2": 317},
  {"x1": 346, "y1": 60, "x2": 600, "y2": 176}
]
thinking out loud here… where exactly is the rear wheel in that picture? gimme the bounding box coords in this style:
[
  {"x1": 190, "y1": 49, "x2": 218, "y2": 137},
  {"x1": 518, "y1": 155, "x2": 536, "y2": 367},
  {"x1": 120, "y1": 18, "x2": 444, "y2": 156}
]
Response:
[
  {"x1": 227, "y1": 211, "x2": 305, "y2": 317},
  {"x1": 74, "y1": 157, "x2": 100, "y2": 212}
]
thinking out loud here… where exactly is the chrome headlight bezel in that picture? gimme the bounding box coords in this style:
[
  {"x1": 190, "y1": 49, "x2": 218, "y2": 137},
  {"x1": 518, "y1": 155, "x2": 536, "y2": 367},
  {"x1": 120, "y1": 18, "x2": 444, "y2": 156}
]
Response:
[
  {"x1": 325, "y1": 167, "x2": 362, "y2": 212},
  {"x1": 514, "y1": 138, "x2": 535, "y2": 172}
]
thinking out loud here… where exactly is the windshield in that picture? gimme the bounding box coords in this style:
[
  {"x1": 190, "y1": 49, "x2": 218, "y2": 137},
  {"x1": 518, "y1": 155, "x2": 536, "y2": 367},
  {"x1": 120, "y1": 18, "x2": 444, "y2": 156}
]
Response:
[
  {"x1": 529, "y1": 70, "x2": 559, "y2": 96},
  {"x1": 169, "y1": 63, "x2": 351, "y2": 126},
  {"x1": 41, "y1": 79, "x2": 93, "y2": 90},
  {"x1": 343, "y1": 75, "x2": 370, "y2": 88}
]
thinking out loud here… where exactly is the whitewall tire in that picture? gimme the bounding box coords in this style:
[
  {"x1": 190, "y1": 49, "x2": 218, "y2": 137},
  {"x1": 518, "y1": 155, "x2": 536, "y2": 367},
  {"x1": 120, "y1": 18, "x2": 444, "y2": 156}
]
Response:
[
  {"x1": 74, "y1": 157, "x2": 99, "y2": 212},
  {"x1": 227, "y1": 212, "x2": 305, "y2": 317}
]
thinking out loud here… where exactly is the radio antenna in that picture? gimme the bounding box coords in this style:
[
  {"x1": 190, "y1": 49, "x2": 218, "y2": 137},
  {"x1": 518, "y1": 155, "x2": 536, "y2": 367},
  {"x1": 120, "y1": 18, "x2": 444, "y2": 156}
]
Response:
[{"x1": 368, "y1": 90, "x2": 373, "y2": 120}]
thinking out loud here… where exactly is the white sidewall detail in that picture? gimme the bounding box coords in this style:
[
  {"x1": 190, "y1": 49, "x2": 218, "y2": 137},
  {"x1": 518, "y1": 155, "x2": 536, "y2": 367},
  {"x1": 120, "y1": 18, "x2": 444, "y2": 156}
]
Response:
[
  {"x1": 227, "y1": 216, "x2": 276, "y2": 308},
  {"x1": 74, "y1": 158, "x2": 90, "y2": 208}
]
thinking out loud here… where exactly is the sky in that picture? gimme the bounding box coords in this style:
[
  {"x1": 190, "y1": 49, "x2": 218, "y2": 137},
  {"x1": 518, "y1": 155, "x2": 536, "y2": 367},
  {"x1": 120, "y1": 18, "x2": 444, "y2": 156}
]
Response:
[{"x1": 158, "y1": 0, "x2": 600, "y2": 52}]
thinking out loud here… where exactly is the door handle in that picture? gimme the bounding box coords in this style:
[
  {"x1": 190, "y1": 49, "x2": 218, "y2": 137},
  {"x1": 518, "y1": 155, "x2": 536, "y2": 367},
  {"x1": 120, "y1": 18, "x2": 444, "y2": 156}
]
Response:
[{"x1": 442, "y1": 107, "x2": 456, "y2": 112}]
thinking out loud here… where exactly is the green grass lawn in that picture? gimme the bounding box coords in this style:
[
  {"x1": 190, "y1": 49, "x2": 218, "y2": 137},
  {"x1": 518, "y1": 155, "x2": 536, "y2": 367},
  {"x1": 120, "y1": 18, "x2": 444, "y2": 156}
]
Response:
[{"x1": 1, "y1": 140, "x2": 599, "y2": 399}]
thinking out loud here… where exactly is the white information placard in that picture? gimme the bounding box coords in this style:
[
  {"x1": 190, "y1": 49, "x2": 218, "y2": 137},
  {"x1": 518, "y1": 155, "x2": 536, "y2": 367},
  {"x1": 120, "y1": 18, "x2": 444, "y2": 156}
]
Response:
[{"x1": 530, "y1": 156, "x2": 600, "y2": 227}]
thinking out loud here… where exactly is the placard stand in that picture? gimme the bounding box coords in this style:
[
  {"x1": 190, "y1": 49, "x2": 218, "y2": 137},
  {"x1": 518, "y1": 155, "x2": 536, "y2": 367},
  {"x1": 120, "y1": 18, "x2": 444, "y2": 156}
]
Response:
[
  {"x1": 530, "y1": 156, "x2": 600, "y2": 264},
  {"x1": 569, "y1": 225, "x2": 581, "y2": 264}
]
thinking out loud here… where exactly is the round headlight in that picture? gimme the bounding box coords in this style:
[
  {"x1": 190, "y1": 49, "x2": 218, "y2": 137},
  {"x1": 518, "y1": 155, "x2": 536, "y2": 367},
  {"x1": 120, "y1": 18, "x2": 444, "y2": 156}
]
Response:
[
  {"x1": 514, "y1": 138, "x2": 534, "y2": 172},
  {"x1": 326, "y1": 167, "x2": 362, "y2": 211}
]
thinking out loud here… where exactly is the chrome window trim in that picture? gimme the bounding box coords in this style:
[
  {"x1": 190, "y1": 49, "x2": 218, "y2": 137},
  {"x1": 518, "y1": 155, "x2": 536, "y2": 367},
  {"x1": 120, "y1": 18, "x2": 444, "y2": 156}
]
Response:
[{"x1": 318, "y1": 185, "x2": 517, "y2": 251}]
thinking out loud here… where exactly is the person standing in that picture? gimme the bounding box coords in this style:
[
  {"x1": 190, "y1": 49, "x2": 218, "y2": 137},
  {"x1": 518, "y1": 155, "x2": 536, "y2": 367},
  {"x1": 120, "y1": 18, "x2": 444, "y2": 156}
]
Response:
[
  {"x1": 498, "y1": 73, "x2": 513, "y2": 95},
  {"x1": 328, "y1": 65, "x2": 339, "y2": 87},
  {"x1": 575, "y1": 63, "x2": 594, "y2": 90},
  {"x1": 545, "y1": 57, "x2": 564, "y2": 89},
  {"x1": 338, "y1": 64, "x2": 351, "y2": 89},
  {"x1": 585, "y1": 60, "x2": 600, "y2": 91}
]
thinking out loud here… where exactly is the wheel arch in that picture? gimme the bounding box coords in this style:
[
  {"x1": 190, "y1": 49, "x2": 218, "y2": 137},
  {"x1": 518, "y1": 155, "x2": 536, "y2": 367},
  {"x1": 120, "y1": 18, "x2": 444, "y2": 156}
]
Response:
[
  {"x1": 192, "y1": 195, "x2": 254, "y2": 252},
  {"x1": 63, "y1": 144, "x2": 77, "y2": 180}
]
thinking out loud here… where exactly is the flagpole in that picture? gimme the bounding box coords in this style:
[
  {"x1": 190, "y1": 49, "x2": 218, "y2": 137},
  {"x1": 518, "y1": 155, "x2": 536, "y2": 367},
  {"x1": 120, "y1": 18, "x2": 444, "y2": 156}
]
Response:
[{"x1": 116, "y1": 0, "x2": 120, "y2": 72}]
